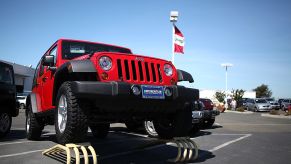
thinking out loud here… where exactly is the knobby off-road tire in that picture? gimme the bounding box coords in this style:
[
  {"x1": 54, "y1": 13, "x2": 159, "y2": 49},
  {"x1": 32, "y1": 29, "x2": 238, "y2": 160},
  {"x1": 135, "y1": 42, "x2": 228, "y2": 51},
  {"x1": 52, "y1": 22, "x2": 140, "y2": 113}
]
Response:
[
  {"x1": 55, "y1": 82, "x2": 88, "y2": 144},
  {"x1": 153, "y1": 105, "x2": 192, "y2": 139},
  {"x1": 0, "y1": 112, "x2": 12, "y2": 138},
  {"x1": 144, "y1": 121, "x2": 158, "y2": 138},
  {"x1": 90, "y1": 123, "x2": 110, "y2": 138},
  {"x1": 26, "y1": 105, "x2": 44, "y2": 140}
]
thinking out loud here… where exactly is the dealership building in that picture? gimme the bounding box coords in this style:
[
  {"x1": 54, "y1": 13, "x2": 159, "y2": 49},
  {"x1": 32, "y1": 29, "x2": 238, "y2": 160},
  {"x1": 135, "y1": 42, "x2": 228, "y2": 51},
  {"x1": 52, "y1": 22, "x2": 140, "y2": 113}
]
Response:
[{"x1": 0, "y1": 60, "x2": 35, "y2": 93}]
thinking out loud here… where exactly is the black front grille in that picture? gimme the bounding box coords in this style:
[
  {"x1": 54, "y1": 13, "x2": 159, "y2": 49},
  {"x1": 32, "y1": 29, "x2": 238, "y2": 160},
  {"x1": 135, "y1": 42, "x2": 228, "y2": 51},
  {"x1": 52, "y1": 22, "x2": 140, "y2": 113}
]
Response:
[{"x1": 117, "y1": 59, "x2": 163, "y2": 83}]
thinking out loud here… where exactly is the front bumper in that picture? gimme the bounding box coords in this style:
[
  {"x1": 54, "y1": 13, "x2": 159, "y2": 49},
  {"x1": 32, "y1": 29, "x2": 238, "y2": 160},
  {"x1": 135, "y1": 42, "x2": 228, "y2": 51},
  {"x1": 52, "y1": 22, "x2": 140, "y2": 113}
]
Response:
[
  {"x1": 191, "y1": 110, "x2": 220, "y2": 123},
  {"x1": 71, "y1": 81, "x2": 199, "y2": 114}
]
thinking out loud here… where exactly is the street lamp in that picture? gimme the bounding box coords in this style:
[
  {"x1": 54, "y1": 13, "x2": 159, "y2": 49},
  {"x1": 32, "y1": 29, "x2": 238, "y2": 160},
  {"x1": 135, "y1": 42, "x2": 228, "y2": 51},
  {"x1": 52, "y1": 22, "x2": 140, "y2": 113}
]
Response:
[
  {"x1": 170, "y1": 11, "x2": 178, "y2": 64},
  {"x1": 221, "y1": 63, "x2": 233, "y2": 92}
]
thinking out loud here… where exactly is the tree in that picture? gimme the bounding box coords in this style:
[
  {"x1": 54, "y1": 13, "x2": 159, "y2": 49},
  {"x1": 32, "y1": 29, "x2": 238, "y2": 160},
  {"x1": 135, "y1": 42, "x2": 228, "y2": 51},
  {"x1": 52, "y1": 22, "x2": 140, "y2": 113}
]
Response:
[
  {"x1": 253, "y1": 84, "x2": 272, "y2": 98},
  {"x1": 214, "y1": 91, "x2": 226, "y2": 103},
  {"x1": 231, "y1": 89, "x2": 245, "y2": 107}
]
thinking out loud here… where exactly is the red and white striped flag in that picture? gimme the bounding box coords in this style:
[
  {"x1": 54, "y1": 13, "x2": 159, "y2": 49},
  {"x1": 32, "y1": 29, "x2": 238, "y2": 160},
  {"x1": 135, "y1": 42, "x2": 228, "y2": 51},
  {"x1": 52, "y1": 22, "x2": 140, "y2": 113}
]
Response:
[{"x1": 174, "y1": 25, "x2": 184, "y2": 54}]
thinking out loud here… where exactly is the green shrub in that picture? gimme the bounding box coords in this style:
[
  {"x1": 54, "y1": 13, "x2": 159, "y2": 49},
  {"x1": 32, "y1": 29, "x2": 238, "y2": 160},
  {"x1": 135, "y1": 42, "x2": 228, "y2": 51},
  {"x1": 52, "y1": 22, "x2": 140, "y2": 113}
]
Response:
[
  {"x1": 236, "y1": 107, "x2": 245, "y2": 112},
  {"x1": 269, "y1": 109, "x2": 279, "y2": 115}
]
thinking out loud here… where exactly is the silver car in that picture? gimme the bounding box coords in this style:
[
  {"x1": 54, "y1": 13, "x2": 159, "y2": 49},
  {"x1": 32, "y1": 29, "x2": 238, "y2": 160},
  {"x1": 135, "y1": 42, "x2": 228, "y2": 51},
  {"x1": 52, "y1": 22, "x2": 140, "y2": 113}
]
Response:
[
  {"x1": 246, "y1": 98, "x2": 271, "y2": 112},
  {"x1": 265, "y1": 98, "x2": 280, "y2": 110}
]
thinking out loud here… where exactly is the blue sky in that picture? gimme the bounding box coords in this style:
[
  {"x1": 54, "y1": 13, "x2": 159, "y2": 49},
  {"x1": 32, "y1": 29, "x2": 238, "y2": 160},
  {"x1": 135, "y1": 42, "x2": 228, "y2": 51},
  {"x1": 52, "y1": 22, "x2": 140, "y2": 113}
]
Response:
[{"x1": 0, "y1": 0, "x2": 290, "y2": 98}]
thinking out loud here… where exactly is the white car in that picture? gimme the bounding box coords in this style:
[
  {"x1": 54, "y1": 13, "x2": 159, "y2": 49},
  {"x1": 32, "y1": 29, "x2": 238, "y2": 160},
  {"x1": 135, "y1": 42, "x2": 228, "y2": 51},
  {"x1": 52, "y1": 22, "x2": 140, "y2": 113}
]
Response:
[{"x1": 16, "y1": 92, "x2": 29, "y2": 109}]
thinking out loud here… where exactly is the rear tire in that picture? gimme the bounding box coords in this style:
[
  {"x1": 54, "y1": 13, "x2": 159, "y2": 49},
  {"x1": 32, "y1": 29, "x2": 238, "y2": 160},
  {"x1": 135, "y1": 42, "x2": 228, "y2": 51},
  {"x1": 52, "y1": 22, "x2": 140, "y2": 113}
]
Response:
[
  {"x1": 26, "y1": 105, "x2": 43, "y2": 140},
  {"x1": 144, "y1": 121, "x2": 158, "y2": 138},
  {"x1": 90, "y1": 123, "x2": 110, "y2": 138},
  {"x1": 0, "y1": 113, "x2": 12, "y2": 138},
  {"x1": 153, "y1": 105, "x2": 192, "y2": 139},
  {"x1": 55, "y1": 82, "x2": 88, "y2": 144}
]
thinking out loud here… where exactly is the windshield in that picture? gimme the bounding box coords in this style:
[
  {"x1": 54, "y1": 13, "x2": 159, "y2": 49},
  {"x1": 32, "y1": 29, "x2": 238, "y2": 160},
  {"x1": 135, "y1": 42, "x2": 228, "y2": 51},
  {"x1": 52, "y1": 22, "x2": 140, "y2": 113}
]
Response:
[
  {"x1": 62, "y1": 41, "x2": 132, "y2": 59},
  {"x1": 255, "y1": 99, "x2": 267, "y2": 103},
  {"x1": 0, "y1": 64, "x2": 13, "y2": 84},
  {"x1": 266, "y1": 98, "x2": 274, "y2": 101}
]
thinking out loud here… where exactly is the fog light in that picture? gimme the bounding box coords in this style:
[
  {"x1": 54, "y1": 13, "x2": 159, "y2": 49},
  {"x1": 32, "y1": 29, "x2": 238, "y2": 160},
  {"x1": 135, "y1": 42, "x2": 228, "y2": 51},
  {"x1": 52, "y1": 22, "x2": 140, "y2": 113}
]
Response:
[
  {"x1": 132, "y1": 85, "x2": 141, "y2": 96},
  {"x1": 164, "y1": 87, "x2": 172, "y2": 97},
  {"x1": 101, "y1": 72, "x2": 109, "y2": 80}
]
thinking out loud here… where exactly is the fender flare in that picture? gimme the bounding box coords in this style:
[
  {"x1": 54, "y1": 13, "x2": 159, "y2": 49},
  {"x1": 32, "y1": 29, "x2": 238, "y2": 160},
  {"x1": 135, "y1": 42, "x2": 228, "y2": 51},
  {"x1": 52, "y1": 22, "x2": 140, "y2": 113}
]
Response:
[
  {"x1": 52, "y1": 60, "x2": 97, "y2": 105},
  {"x1": 177, "y1": 69, "x2": 194, "y2": 83},
  {"x1": 26, "y1": 93, "x2": 38, "y2": 114}
]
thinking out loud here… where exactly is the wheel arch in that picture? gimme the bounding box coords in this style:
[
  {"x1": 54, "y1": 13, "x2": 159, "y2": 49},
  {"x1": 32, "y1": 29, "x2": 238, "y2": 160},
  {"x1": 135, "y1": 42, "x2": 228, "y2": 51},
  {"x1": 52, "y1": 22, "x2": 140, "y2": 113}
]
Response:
[{"x1": 52, "y1": 60, "x2": 97, "y2": 105}]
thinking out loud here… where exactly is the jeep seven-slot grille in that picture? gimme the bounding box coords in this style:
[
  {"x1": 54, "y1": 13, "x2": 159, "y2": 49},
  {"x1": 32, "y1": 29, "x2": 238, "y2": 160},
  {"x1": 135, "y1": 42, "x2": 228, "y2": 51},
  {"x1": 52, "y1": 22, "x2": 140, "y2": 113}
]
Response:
[{"x1": 117, "y1": 59, "x2": 163, "y2": 83}]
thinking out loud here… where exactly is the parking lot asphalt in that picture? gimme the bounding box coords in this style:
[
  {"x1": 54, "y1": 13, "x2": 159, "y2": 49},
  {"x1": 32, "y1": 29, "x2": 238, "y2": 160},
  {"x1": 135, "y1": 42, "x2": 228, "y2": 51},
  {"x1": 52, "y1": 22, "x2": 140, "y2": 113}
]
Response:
[{"x1": 1, "y1": 110, "x2": 291, "y2": 164}]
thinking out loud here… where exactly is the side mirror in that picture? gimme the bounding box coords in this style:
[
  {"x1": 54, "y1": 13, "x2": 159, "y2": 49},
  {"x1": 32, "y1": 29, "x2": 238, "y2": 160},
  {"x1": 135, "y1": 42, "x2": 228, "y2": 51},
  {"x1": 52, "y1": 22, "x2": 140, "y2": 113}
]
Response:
[{"x1": 43, "y1": 55, "x2": 54, "y2": 66}]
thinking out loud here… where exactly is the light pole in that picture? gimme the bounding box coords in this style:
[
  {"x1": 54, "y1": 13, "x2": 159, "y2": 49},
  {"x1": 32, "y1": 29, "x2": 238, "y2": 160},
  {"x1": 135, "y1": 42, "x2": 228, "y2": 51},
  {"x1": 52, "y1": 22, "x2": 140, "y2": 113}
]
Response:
[
  {"x1": 170, "y1": 11, "x2": 178, "y2": 64},
  {"x1": 221, "y1": 63, "x2": 233, "y2": 108},
  {"x1": 221, "y1": 63, "x2": 233, "y2": 92}
]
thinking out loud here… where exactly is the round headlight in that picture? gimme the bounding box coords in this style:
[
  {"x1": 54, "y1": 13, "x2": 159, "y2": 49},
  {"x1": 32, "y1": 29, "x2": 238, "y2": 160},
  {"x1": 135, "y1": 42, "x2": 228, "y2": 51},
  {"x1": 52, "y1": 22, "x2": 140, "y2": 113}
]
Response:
[
  {"x1": 99, "y1": 56, "x2": 112, "y2": 71},
  {"x1": 164, "y1": 64, "x2": 173, "y2": 76}
]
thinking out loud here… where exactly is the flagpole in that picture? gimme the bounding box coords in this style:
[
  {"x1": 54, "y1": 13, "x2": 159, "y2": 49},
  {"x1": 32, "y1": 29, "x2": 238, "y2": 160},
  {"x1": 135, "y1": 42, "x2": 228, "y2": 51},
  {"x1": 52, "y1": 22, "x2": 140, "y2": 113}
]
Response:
[
  {"x1": 172, "y1": 22, "x2": 175, "y2": 64},
  {"x1": 170, "y1": 11, "x2": 178, "y2": 64}
]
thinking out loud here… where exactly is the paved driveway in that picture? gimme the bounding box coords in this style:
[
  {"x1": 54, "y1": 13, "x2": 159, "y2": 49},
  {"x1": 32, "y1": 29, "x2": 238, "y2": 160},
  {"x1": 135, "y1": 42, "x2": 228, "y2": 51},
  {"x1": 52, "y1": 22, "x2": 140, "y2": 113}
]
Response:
[{"x1": 0, "y1": 110, "x2": 290, "y2": 164}]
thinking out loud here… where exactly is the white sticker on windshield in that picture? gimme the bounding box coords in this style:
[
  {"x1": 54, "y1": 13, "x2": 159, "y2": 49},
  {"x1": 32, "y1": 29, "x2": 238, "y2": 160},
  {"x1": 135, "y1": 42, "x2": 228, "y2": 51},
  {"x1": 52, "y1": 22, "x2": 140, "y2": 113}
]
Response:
[{"x1": 70, "y1": 46, "x2": 85, "y2": 53}]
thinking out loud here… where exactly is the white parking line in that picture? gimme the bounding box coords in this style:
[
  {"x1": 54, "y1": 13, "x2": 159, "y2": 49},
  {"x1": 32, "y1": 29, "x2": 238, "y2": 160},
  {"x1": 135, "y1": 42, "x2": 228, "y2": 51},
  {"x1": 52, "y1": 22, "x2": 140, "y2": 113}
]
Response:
[
  {"x1": 209, "y1": 134, "x2": 252, "y2": 152},
  {"x1": 113, "y1": 131, "x2": 148, "y2": 138},
  {"x1": 0, "y1": 140, "x2": 36, "y2": 146},
  {"x1": 219, "y1": 123, "x2": 291, "y2": 125},
  {"x1": 0, "y1": 149, "x2": 44, "y2": 159}
]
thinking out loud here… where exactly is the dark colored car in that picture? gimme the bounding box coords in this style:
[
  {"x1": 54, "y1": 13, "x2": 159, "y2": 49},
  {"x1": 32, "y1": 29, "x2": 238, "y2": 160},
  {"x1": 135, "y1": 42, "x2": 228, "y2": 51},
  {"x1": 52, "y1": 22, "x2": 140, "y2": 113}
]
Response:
[
  {"x1": 199, "y1": 98, "x2": 219, "y2": 127},
  {"x1": 0, "y1": 61, "x2": 19, "y2": 138}
]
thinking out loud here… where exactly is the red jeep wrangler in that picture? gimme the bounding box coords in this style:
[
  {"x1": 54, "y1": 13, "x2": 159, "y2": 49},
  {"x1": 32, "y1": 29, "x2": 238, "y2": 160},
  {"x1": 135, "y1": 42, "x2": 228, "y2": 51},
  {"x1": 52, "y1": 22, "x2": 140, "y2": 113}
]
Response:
[{"x1": 25, "y1": 39, "x2": 199, "y2": 144}]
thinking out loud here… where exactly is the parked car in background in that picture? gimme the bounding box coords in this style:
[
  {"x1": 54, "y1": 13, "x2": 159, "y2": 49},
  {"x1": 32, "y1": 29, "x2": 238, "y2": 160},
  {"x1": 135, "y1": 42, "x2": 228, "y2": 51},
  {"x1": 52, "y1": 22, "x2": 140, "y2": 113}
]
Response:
[
  {"x1": 281, "y1": 99, "x2": 291, "y2": 111},
  {"x1": 239, "y1": 98, "x2": 248, "y2": 109},
  {"x1": 245, "y1": 98, "x2": 271, "y2": 112},
  {"x1": 265, "y1": 98, "x2": 280, "y2": 110},
  {"x1": 16, "y1": 92, "x2": 30, "y2": 109},
  {"x1": 0, "y1": 61, "x2": 19, "y2": 138},
  {"x1": 199, "y1": 98, "x2": 220, "y2": 128},
  {"x1": 278, "y1": 99, "x2": 285, "y2": 109}
]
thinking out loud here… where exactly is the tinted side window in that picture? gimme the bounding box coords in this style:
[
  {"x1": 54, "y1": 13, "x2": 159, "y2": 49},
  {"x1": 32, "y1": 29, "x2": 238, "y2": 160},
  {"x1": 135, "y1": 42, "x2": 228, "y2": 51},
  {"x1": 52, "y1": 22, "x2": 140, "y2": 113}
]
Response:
[{"x1": 0, "y1": 64, "x2": 13, "y2": 84}]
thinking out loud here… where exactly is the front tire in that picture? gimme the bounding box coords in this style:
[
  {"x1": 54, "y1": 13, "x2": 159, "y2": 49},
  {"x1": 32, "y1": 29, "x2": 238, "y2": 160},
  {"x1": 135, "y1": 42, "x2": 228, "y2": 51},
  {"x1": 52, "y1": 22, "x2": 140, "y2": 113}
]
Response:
[
  {"x1": 55, "y1": 82, "x2": 88, "y2": 144},
  {"x1": 0, "y1": 113, "x2": 12, "y2": 138},
  {"x1": 204, "y1": 119, "x2": 215, "y2": 128},
  {"x1": 26, "y1": 105, "x2": 43, "y2": 140},
  {"x1": 153, "y1": 105, "x2": 192, "y2": 139}
]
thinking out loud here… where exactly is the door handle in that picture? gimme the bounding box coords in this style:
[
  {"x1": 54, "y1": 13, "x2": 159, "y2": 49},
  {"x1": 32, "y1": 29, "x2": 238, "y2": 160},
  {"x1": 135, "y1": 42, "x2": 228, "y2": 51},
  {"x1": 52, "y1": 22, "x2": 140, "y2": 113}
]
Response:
[{"x1": 42, "y1": 77, "x2": 48, "y2": 82}]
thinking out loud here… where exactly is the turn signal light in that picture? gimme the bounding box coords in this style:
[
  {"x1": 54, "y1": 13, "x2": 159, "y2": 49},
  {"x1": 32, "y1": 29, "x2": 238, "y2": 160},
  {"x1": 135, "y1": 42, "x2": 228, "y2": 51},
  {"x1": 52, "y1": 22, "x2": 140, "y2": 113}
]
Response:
[{"x1": 101, "y1": 72, "x2": 109, "y2": 80}]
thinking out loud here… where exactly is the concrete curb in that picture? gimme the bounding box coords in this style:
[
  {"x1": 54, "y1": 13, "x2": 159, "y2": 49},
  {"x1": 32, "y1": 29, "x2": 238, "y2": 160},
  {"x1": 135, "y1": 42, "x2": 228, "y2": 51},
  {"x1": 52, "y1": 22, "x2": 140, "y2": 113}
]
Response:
[
  {"x1": 224, "y1": 110, "x2": 254, "y2": 114},
  {"x1": 261, "y1": 113, "x2": 291, "y2": 119}
]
